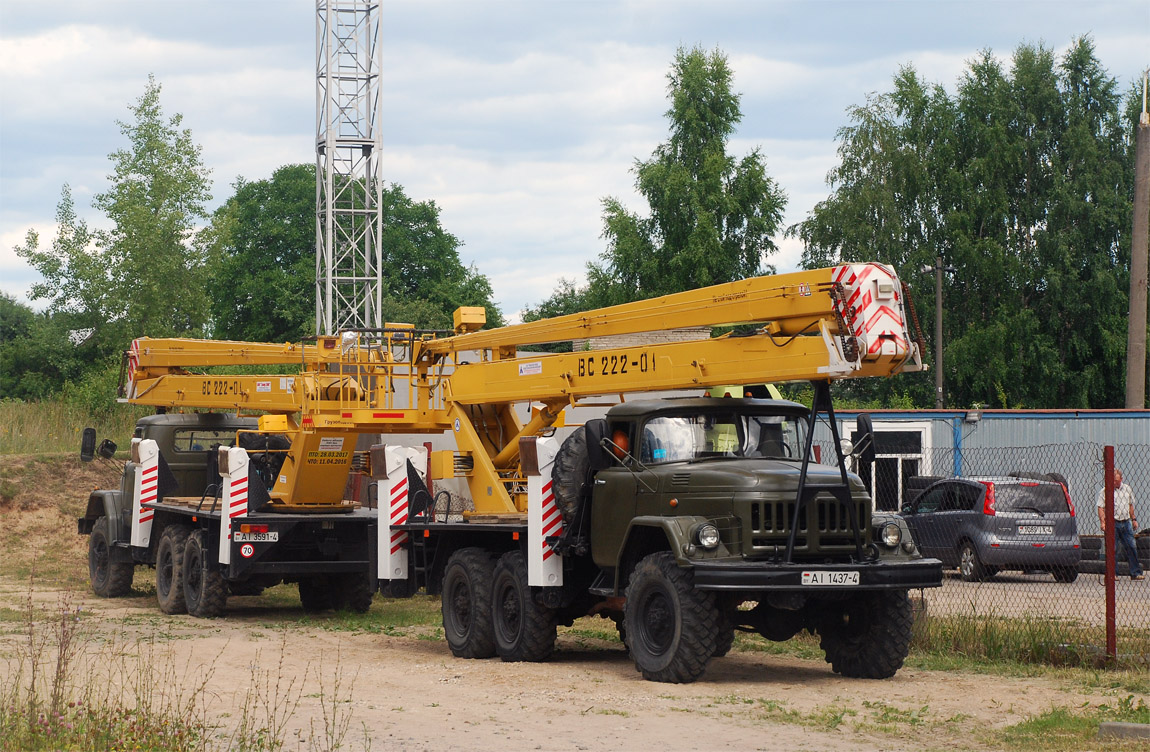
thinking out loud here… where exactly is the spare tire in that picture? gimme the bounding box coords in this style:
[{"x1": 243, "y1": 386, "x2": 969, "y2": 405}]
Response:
[{"x1": 552, "y1": 426, "x2": 590, "y2": 524}]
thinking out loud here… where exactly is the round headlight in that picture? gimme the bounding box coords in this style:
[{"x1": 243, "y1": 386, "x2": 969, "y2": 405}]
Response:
[
  {"x1": 880, "y1": 522, "x2": 902, "y2": 548},
  {"x1": 696, "y1": 523, "x2": 721, "y2": 549}
]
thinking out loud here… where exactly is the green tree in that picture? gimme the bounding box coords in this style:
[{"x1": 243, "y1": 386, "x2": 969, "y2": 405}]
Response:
[
  {"x1": 17, "y1": 76, "x2": 212, "y2": 355},
  {"x1": 528, "y1": 46, "x2": 787, "y2": 319},
  {"x1": 794, "y1": 37, "x2": 1135, "y2": 409},
  {"x1": 207, "y1": 165, "x2": 503, "y2": 339},
  {"x1": 378, "y1": 183, "x2": 504, "y2": 330},
  {"x1": 0, "y1": 294, "x2": 90, "y2": 399},
  {"x1": 207, "y1": 164, "x2": 315, "y2": 341}
]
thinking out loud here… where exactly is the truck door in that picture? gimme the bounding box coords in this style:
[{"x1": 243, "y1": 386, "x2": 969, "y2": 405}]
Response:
[{"x1": 589, "y1": 466, "x2": 639, "y2": 569}]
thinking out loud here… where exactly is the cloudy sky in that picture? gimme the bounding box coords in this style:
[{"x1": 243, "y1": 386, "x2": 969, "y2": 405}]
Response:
[{"x1": 1, "y1": 0, "x2": 1147, "y2": 322}]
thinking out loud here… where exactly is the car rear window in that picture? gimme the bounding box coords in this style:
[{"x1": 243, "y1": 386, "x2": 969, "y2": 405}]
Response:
[{"x1": 994, "y1": 483, "x2": 1068, "y2": 514}]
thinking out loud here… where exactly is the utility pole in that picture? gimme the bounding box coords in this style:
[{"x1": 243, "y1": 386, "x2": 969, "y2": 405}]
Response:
[
  {"x1": 923, "y1": 256, "x2": 956, "y2": 409},
  {"x1": 1127, "y1": 71, "x2": 1149, "y2": 409}
]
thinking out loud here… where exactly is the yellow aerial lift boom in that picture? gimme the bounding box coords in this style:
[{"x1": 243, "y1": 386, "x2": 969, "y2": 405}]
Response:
[{"x1": 120, "y1": 262, "x2": 923, "y2": 515}]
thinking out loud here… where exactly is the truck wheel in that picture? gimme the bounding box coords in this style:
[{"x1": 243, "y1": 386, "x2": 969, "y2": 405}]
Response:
[
  {"x1": 442, "y1": 548, "x2": 496, "y2": 659},
  {"x1": 624, "y1": 552, "x2": 718, "y2": 683},
  {"x1": 492, "y1": 551, "x2": 556, "y2": 662},
  {"x1": 156, "y1": 524, "x2": 191, "y2": 614},
  {"x1": 712, "y1": 611, "x2": 735, "y2": 658},
  {"x1": 89, "y1": 517, "x2": 133, "y2": 598},
  {"x1": 958, "y1": 541, "x2": 990, "y2": 582},
  {"x1": 183, "y1": 530, "x2": 227, "y2": 618},
  {"x1": 299, "y1": 577, "x2": 334, "y2": 612},
  {"x1": 818, "y1": 590, "x2": 913, "y2": 679},
  {"x1": 332, "y1": 572, "x2": 375, "y2": 613}
]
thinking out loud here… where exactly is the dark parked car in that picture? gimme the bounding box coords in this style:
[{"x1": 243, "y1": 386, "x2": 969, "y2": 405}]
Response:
[{"x1": 899, "y1": 477, "x2": 1081, "y2": 583}]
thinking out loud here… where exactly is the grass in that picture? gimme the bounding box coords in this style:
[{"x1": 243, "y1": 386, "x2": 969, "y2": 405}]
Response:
[
  {"x1": 999, "y1": 696, "x2": 1149, "y2": 751},
  {"x1": 911, "y1": 611, "x2": 1150, "y2": 670},
  {"x1": 0, "y1": 583, "x2": 362, "y2": 752},
  {"x1": 0, "y1": 397, "x2": 149, "y2": 455}
]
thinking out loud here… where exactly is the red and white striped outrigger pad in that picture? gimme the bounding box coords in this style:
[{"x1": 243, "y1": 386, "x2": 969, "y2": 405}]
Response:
[
  {"x1": 218, "y1": 446, "x2": 250, "y2": 566},
  {"x1": 527, "y1": 437, "x2": 563, "y2": 587},
  {"x1": 379, "y1": 446, "x2": 427, "y2": 582},
  {"x1": 832, "y1": 263, "x2": 915, "y2": 363},
  {"x1": 130, "y1": 438, "x2": 159, "y2": 548}
]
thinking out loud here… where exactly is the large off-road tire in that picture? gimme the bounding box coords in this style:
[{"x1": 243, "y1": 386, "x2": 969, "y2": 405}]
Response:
[
  {"x1": 183, "y1": 530, "x2": 227, "y2": 618},
  {"x1": 156, "y1": 524, "x2": 191, "y2": 614},
  {"x1": 491, "y1": 551, "x2": 556, "y2": 662},
  {"x1": 623, "y1": 552, "x2": 719, "y2": 683},
  {"x1": 228, "y1": 580, "x2": 266, "y2": 597},
  {"x1": 89, "y1": 517, "x2": 133, "y2": 598},
  {"x1": 332, "y1": 572, "x2": 375, "y2": 613},
  {"x1": 712, "y1": 612, "x2": 736, "y2": 658},
  {"x1": 442, "y1": 548, "x2": 497, "y2": 659},
  {"x1": 958, "y1": 541, "x2": 993, "y2": 582},
  {"x1": 299, "y1": 576, "x2": 334, "y2": 612},
  {"x1": 1052, "y1": 566, "x2": 1079, "y2": 583},
  {"x1": 551, "y1": 426, "x2": 590, "y2": 524},
  {"x1": 818, "y1": 590, "x2": 913, "y2": 679}
]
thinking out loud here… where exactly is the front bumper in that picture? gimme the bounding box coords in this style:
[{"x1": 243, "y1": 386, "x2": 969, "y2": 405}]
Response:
[
  {"x1": 691, "y1": 557, "x2": 944, "y2": 591},
  {"x1": 979, "y1": 542, "x2": 1081, "y2": 568}
]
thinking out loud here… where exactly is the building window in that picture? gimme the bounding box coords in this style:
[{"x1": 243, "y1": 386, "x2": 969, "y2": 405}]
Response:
[{"x1": 848, "y1": 422, "x2": 932, "y2": 511}]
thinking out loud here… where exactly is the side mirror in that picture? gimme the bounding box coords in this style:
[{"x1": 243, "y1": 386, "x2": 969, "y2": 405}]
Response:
[
  {"x1": 80, "y1": 428, "x2": 97, "y2": 462},
  {"x1": 97, "y1": 439, "x2": 118, "y2": 460}
]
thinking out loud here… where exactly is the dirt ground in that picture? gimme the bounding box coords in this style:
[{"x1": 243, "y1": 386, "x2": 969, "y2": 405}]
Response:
[
  {"x1": 1, "y1": 575, "x2": 1131, "y2": 752},
  {"x1": 1, "y1": 454, "x2": 1146, "y2": 751}
]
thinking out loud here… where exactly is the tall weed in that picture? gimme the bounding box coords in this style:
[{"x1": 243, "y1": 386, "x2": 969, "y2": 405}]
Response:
[{"x1": 0, "y1": 397, "x2": 147, "y2": 455}]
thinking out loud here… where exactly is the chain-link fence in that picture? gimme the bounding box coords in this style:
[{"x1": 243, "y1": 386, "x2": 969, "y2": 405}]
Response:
[{"x1": 824, "y1": 441, "x2": 1150, "y2": 662}]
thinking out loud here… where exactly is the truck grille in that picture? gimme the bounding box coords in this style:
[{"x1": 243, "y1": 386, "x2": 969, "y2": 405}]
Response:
[{"x1": 745, "y1": 494, "x2": 867, "y2": 556}]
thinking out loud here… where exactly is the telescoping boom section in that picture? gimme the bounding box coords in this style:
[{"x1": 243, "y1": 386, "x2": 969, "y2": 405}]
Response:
[{"x1": 120, "y1": 263, "x2": 923, "y2": 514}]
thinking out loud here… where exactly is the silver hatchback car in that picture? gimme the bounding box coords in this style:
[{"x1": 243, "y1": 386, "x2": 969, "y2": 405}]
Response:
[{"x1": 899, "y1": 477, "x2": 1081, "y2": 582}]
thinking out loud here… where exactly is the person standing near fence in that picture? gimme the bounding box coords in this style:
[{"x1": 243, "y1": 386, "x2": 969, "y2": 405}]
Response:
[{"x1": 1097, "y1": 468, "x2": 1144, "y2": 581}]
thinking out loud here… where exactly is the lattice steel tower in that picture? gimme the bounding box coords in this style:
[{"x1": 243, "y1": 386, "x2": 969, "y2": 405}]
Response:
[{"x1": 316, "y1": 1, "x2": 384, "y2": 335}]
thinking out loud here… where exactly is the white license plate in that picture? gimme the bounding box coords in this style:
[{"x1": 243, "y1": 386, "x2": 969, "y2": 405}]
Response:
[
  {"x1": 234, "y1": 532, "x2": 279, "y2": 542},
  {"x1": 1018, "y1": 526, "x2": 1053, "y2": 536},
  {"x1": 802, "y1": 570, "x2": 860, "y2": 586}
]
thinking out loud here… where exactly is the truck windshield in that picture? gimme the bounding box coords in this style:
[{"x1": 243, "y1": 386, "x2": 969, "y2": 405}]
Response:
[{"x1": 638, "y1": 411, "x2": 806, "y2": 464}]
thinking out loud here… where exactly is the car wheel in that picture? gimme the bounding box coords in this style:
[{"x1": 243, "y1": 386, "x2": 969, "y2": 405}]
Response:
[
  {"x1": 89, "y1": 517, "x2": 134, "y2": 598},
  {"x1": 1052, "y1": 566, "x2": 1079, "y2": 583},
  {"x1": 491, "y1": 551, "x2": 556, "y2": 662},
  {"x1": 818, "y1": 590, "x2": 913, "y2": 679},
  {"x1": 155, "y1": 524, "x2": 191, "y2": 614},
  {"x1": 441, "y1": 548, "x2": 497, "y2": 659},
  {"x1": 624, "y1": 552, "x2": 718, "y2": 683},
  {"x1": 958, "y1": 541, "x2": 991, "y2": 582}
]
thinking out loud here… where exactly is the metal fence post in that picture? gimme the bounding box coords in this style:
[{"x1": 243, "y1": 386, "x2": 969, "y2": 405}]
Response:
[{"x1": 1104, "y1": 445, "x2": 1116, "y2": 661}]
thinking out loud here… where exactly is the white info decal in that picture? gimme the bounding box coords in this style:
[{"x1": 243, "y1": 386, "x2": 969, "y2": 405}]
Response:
[
  {"x1": 318, "y1": 437, "x2": 344, "y2": 451},
  {"x1": 518, "y1": 361, "x2": 543, "y2": 376}
]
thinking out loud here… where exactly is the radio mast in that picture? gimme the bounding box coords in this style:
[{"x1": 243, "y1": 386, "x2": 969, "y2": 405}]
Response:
[{"x1": 315, "y1": 1, "x2": 384, "y2": 335}]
